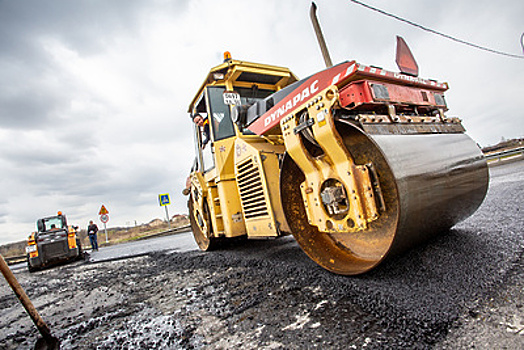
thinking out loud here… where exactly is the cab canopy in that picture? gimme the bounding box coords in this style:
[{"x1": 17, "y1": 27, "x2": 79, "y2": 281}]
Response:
[
  {"x1": 188, "y1": 56, "x2": 298, "y2": 116},
  {"x1": 188, "y1": 53, "x2": 298, "y2": 141},
  {"x1": 37, "y1": 214, "x2": 67, "y2": 233}
]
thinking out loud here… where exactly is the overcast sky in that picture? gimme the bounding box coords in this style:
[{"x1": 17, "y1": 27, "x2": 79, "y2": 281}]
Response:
[{"x1": 0, "y1": 0, "x2": 522, "y2": 245}]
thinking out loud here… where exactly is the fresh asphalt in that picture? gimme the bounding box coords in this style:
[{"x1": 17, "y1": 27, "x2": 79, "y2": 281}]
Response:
[
  {"x1": 86, "y1": 227, "x2": 197, "y2": 264},
  {"x1": 91, "y1": 158, "x2": 524, "y2": 348},
  {"x1": 1, "y1": 159, "x2": 522, "y2": 349}
]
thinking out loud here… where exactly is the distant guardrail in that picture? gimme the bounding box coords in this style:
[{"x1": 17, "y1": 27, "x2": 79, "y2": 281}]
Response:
[
  {"x1": 5, "y1": 255, "x2": 26, "y2": 266},
  {"x1": 484, "y1": 147, "x2": 524, "y2": 162},
  {"x1": 135, "y1": 224, "x2": 191, "y2": 241}
]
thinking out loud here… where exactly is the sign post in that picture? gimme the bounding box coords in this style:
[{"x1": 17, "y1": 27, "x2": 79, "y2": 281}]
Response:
[
  {"x1": 98, "y1": 205, "x2": 109, "y2": 243},
  {"x1": 158, "y1": 194, "x2": 171, "y2": 229}
]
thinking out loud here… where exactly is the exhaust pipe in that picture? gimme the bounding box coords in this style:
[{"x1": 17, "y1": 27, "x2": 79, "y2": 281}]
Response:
[{"x1": 310, "y1": 2, "x2": 333, "y2": 68}]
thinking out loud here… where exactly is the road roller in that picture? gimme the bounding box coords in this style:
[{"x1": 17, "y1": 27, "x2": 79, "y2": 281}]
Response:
[{"x1": 184, "y1": 36, "x2": 488, "y2": 275}]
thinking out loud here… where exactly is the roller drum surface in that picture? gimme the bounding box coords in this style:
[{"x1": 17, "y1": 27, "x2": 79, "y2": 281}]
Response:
[
  {"x1": 281, "y1": 124, "x2": 489, "y2": 275},
  {"x1": 371, "y1": 132, "x2": 489, "y2": 255}
]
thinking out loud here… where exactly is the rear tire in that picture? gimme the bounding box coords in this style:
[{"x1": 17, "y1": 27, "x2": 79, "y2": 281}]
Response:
[
  {"x1": 188, "y1": 194, "x2": 218, "y2": 251},
  {"x1": 27, "y1": 255, "x2": 37, "y2": 273}
]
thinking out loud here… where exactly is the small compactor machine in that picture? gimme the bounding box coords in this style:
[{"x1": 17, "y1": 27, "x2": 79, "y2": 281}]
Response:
[{"x1": 26, "y1": 211, "x2": 83, "y2": 271}]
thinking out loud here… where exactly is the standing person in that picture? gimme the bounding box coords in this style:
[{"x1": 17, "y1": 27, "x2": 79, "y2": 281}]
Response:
[{"x1": 87, "y1": 220, "x2": 99, "y2": 251}]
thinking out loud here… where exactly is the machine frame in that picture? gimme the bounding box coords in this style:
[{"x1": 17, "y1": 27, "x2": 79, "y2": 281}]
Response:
[{"x1": 185, "y1": 53, "x2": 488, "y2": 275}]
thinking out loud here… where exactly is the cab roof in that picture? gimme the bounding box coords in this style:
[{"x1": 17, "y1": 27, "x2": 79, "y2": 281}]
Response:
[{"x1": 188, "y1": 57, "x2": 299, "y2": 113}]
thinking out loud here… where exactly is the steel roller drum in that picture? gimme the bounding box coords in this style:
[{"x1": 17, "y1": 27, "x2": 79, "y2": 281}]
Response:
[{"x1": 281, "y1": 122, "x2": 489, "y2": 275}]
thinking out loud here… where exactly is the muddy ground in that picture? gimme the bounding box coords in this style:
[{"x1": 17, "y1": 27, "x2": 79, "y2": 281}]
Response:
[{"x1": 1, "y1": 160, "x2": 523, "y2": 349}]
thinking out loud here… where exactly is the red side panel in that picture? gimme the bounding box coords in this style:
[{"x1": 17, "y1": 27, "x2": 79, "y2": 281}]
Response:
[
  {"x1": 247, "y1": 61, "x2": 448, "y2": 135},
  {"x1": 248, "y1": 61, "x2": 357, "y2": 135},
  {"x1": 339, "y1": 81, "x2": 446, "y2": 109},
  {"x1": 338, "y1": 81, "x2": 373, "y2": 107}
]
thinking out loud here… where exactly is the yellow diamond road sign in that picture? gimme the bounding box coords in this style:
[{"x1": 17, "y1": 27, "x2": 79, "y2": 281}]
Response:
[{"x1": 98, "y1": 205, "x2": 109, "y2": 215}]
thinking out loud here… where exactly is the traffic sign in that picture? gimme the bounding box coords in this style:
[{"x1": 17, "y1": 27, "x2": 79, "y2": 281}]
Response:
[
  {"x1": 98, "y1": 205, "x2": 109, "y2": 215},
  {"x1": 159, "y1": 194, "x2": 170, "y2": 206},
  {"x1": 100, "y1": 214, "x2": 109, "y2": 223}
]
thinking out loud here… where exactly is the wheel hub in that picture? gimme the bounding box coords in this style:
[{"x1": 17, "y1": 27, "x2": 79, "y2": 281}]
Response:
[{"x1": 320, "y1": 179, "x2": 349, "y2": 219}]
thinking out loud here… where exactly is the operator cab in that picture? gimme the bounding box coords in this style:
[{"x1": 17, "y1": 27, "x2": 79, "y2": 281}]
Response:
[
  {"x1": 37, "y1": 213, "x2": 67, "y2": 234},
  {"x1": 188, "y1": 53, "x2": 298, "y2": 173}
]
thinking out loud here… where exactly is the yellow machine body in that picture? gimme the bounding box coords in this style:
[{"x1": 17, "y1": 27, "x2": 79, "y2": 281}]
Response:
[{"x1": 185, "y1": 55, "x2": 488, "y2": 275}]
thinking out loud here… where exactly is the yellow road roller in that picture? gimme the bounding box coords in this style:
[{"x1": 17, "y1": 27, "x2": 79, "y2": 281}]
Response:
[{"x1": 184, "y1": 46, "x2": 488, "y2": 275}]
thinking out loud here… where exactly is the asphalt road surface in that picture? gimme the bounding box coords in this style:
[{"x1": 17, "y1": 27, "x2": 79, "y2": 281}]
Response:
[
  {"x1": 87, "y1": 228, "x2": 197, "y2": 263},
  {"x1": 0, "y1": 159, "x2": 522, "y2": 349}
]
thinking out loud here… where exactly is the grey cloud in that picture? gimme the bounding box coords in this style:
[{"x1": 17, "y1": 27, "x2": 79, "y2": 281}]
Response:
[
  {"x1": 0, "y1": 0, "x2": 192, "y2": 55},
  {"x1": 0, "y1": 85, "x2": 62, "y2": 129},
  {"x1": 0, "y1": 54, "x2": 108, "y2": 132},
  {"x1": 0, "y1": 0, "x2": 189, "y2": 132},
  {"x1": 0, "y1": 1, "x2": 143, "y2": 55},
  {"x1": 0, "y1": 128, "x2": 97, "y2": 166},
  {"x1": 5, "y1": 146, "x2": 89, "y2": 169}
]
